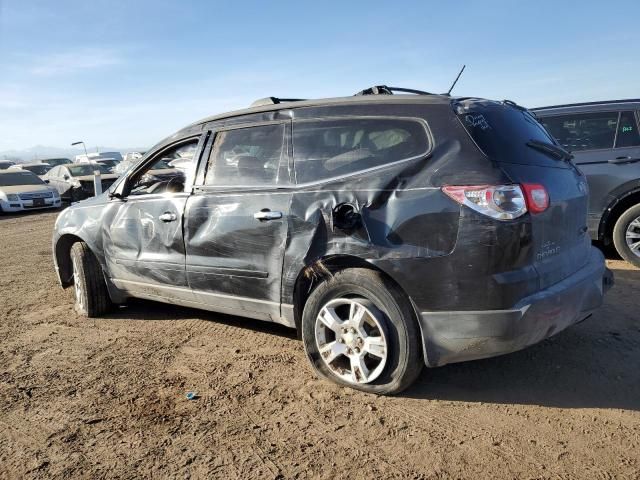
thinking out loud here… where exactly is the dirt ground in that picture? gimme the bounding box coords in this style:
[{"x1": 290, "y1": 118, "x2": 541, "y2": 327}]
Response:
[{"x1": 0, "y1": 210, "x2": 638, "y2": 479}]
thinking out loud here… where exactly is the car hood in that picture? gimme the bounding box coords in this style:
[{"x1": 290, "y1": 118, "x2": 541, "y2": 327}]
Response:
[
  {"x1": 0, "y1": 184, "x2": 54, "y2": 195},
  {"x1": 74, "y1": 174, "x2": 119, "y2": 182}
]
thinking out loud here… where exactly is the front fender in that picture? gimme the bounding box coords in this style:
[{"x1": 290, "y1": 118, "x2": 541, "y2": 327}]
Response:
[{"x1": 52, "y1": 200, "x2": 109, "y2": 287}]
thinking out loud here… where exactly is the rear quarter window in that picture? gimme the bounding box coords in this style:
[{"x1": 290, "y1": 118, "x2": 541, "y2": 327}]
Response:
[
  {"x1": 292, "y1": 117, "x2": 430, "y2": 183},
  {"x1": 615, "y1": 111, "x2": 640, "y2": 148}
]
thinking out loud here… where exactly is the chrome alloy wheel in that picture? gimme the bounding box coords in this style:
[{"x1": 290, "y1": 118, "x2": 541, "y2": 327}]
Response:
[
  {"x1": 72, "y1": 256, "x2": 84, "y2": 312},
  {"x1": 625, "y1": 216, "x2": 640, "y2": 258},
  {"x1": 314, "y1": 298, "x2": 388, "y2": 384}
]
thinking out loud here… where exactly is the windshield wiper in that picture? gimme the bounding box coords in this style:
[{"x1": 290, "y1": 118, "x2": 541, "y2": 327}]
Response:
[{"x1": 526, "y1": 139, "x2": 573, "y2": 161}]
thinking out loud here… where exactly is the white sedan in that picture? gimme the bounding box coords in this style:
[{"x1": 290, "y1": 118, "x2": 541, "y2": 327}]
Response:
[{"x1": 0, "y1": 170, "x2": 61, "y2": 213}]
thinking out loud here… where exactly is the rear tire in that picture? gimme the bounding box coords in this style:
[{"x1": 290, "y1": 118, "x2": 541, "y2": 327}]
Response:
[
  {"x1": 70, "y1": 242, "x2": 112, "y2": 317},
  {"x1": 612, "y1": 204, "x2": 640, "y2": 268},
  {"x1": 301, "y1": 268, "x2": 423, "y2": 395}
]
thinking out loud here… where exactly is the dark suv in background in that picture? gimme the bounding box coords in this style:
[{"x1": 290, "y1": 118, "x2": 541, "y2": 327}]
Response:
[
  {"x1": 53, "y1": 90, "x2": 611, "y2": 394},
  {"x1": 534, "y1": 100, "x2": 640, "y2": 267}
]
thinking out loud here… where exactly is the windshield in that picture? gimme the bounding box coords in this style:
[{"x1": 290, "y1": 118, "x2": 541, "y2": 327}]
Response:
[
  {"x1": 68, "y1": 164, "x2": 111, "y2": 176},
  {"x1": 0, "y1": 171, "x2": 45, "y2": 186},
  {"x1": 44, "y1": 158, "x2": 71, "y2": 167},
  {"x1": 22, "y1": 164, "x2": 51, "y2": 175},
  {"x1": 453, "y1": 99, "x2": 570, "y2": 169}
]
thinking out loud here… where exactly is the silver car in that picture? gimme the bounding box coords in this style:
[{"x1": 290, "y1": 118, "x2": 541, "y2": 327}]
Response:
[
  {"x1": 0, "y1": 170, "x2": 61, "y2": 213},
  {"x1": 43, "y1": 164, "x2": 119, "y2": 202}
]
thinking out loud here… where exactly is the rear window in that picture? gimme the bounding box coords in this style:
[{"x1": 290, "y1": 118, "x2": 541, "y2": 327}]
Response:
[
  {"x1": 44, "y1": 158, "x2": 71, "y2": 166},
  {"x1": 539, "y1": 112, "x2": 619, "y2": 151},
  {"x1": 21, "y1": 164, "x2": 51, "y2": 175},
  {"x1": 98, "y1": 160, "x2": 119, "y2": 168},
  {"x1": 68, "y1": 164, "x2": 111, "y2": 176},
  {"x1": 293, "y1": 117, "x2": 429, "y2": 183},
  {"x1": 615, "y1": 111, "x2": 640, "y2": 148},
  {"x1": 454, "y1": 100, "x2": 567, "y2": 168},
  {"x1": 0, "y1": 172, "x2": 44, "y2": 186},
  {"x1": 93, "y1": 152, "x2": 123, "y2": 161}
]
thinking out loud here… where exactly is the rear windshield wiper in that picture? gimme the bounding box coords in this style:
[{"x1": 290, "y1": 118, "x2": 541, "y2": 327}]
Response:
[{"x1": 526, "y1": 139, "x2": 573, "y2": 162}]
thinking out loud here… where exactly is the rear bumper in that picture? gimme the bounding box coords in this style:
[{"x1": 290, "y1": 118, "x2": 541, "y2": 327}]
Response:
[
  {"x1": 587, "y1": 213, "x2": 601, "y2": 240},
  {"x1": 419, "y1": 246, "x2": 612, "y2": 367}
]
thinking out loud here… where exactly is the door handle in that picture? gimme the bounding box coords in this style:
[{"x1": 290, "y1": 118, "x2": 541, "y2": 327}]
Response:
[
  {"x1": 159, "y1": 212, "x2": 177, "y2": 222},
  {"x1": 253, "y1": 210, "x2": 283, "y2": 221}
]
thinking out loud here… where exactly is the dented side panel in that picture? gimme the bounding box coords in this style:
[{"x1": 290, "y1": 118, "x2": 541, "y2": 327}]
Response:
[
  {"x1": 104, "y1": 194, "x2": 190, "y2": 287},
  {"x1": 281, "y1": 103, "x2": 514, "y2": 313},
  {"x1": 183, "y1": 190, "x2": 292, "y2": 321},
  {"x1": 53, "y1": 195, "x2": 116, "y2": 286}
]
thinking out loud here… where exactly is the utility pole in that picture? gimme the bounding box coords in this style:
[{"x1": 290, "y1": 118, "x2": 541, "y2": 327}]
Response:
[{"x1": 71, "y1": 141, "x2": 88, "y2": 156}]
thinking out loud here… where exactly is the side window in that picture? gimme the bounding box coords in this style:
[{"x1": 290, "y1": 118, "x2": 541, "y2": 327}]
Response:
[
  {"x1": 292, "y1": 118, "x2": 429, "y2": 183},
  {"x1": 204, "y1": 123, "x2": 285, "y2": 186},
  {"x1": 540, "y1": 112, "x2": 619, "y2": 151},
  {"x1": 128, "y1": 139, "x2": 199, "y2": 196},
  {"x1": 615, "y1": 111, "x2": 640, "y2": 148}
]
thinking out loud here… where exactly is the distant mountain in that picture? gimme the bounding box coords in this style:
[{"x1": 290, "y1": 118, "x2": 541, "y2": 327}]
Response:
[{"x1": 0, "y1": 145, "x2": 148, "y2": 162}]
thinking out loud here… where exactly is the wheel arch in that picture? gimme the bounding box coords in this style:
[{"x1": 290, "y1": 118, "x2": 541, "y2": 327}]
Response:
[
  {"x1": 600, "y1": 187, "x2": 640, "y2": 244},
  {"x1": 54, "y1": 233, "x2": 87, "y2": 288},
  {"x1": 290, "y1": 254, "x2": 430, "y2": 364}
]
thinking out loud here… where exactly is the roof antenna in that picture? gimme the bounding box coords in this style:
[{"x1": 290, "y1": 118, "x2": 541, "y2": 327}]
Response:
[{"x1": 446, "y1": 65, "x2": 466, "y2": 96}]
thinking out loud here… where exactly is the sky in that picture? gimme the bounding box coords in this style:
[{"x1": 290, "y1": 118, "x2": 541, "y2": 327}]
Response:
[{"x1": 0, "y1": 0, "x2": 639, "y2": 152}]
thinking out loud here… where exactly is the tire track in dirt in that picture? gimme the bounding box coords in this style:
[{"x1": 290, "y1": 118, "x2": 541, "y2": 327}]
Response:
[
  {"x1": 383, "y1": 402, "x2": 549, "y2": 474},
  {"x1": 382, "y1": 398, "x2": 635, "y2": 478}
]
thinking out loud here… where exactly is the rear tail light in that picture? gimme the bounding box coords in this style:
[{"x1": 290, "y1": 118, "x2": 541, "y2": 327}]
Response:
[
  {"x1": 521, "y1": 183, "x2": 549, "y2": 214},
  {"x1": 442, "y1": 184, "x2": 546, "y2": 220}
]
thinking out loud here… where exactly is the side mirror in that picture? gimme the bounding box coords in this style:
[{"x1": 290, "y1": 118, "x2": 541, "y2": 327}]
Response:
[
  {"x1": 63, "y1": 175, "x2": 70, "y2": 180},
  {"x1": 44, "y1": 179, "x2": 50, "y2": 184}
]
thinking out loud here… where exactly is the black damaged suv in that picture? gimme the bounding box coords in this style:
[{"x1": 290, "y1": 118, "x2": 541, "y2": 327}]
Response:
[{"x1": 53, "y1": 89, "x2": 612, "y2": 394}]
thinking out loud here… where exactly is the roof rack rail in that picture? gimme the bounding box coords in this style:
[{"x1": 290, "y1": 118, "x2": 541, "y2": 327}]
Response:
[
  {"x1": 532, "y1": 98, "x2": 640, "y2": 110},
  {"x1": 250, "y1": 97, "x2": 306, "y2": 107},
  {"x1": 354, "y1": 85, "x2": 433, "y2": 96}
]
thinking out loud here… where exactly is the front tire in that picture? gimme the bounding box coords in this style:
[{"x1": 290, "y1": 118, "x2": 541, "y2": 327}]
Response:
[
  {"x1": 70, "y1": 242, "x2": 112, "y2": 317},
  {"x1": 613, "y1": 204, "x2": 640, "y2": 268},
  {"x1": 301, "y1": 268, "x2": 423, "y2": 395}
]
